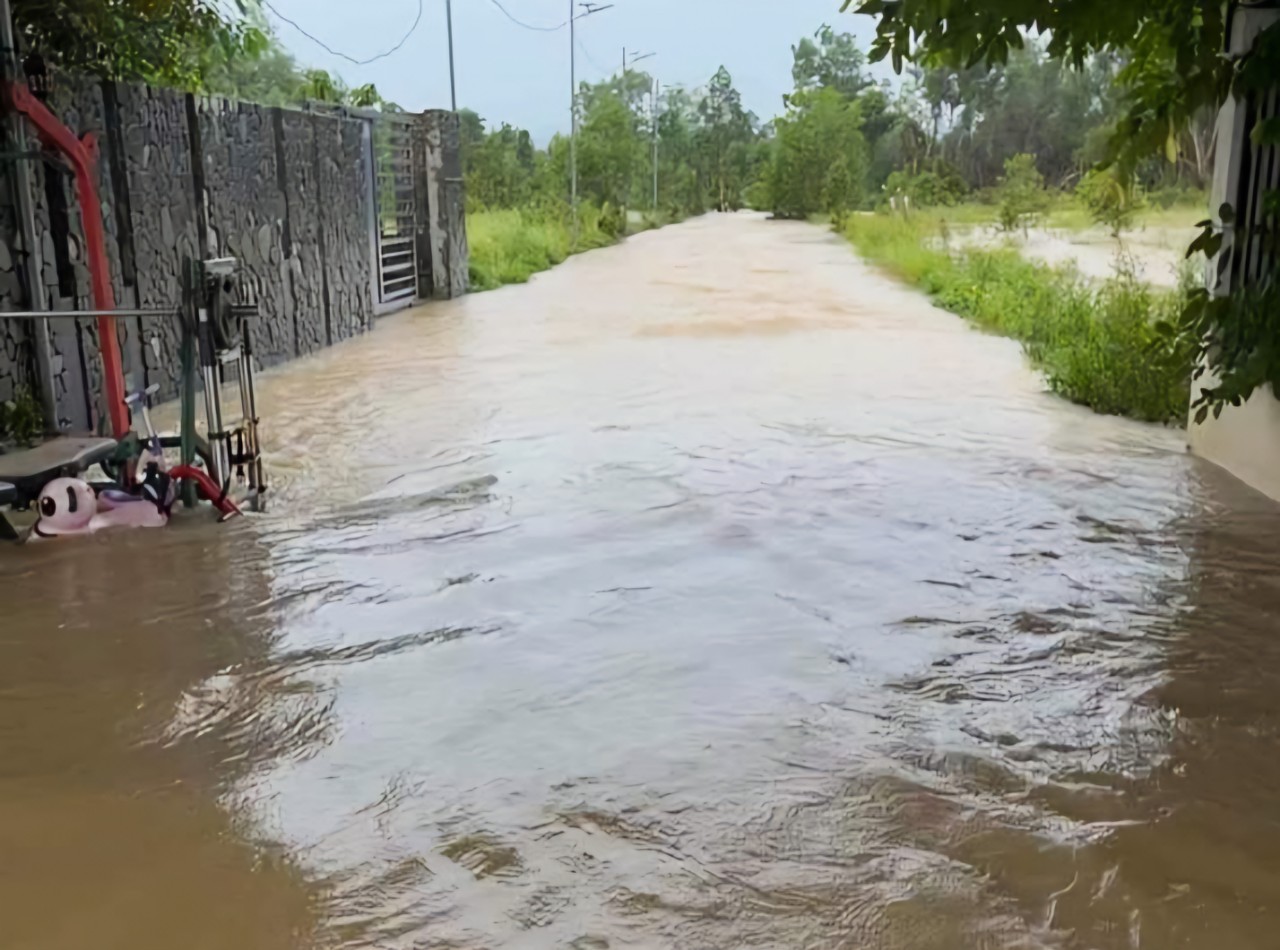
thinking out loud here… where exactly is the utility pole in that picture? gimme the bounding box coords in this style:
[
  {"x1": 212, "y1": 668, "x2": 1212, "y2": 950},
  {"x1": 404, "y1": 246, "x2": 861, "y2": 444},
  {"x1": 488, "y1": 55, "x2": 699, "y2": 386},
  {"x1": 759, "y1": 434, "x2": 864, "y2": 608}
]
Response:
[
  {"x1": 573, "y1": 0, "x2": 578, "y2": 216},
  {"x1": 622, "y1": 47, "x2": 655, "y2": 80},
  {"x1": 445, "y1": 0, "x2": 457, "y2": 111}
]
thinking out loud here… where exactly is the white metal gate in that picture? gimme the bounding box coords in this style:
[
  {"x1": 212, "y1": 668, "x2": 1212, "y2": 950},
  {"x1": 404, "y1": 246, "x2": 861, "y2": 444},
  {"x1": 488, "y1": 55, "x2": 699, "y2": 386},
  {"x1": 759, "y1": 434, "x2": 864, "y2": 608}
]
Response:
[{"x1": 373, "y1": 114, "x2": 417, "y2": 312}]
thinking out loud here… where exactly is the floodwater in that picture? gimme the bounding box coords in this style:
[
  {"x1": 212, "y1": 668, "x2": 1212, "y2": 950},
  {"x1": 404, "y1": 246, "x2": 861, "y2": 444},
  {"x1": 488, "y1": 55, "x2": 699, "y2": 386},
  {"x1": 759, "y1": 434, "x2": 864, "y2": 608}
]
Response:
[
  {"x1": 955, "y1": 224, "x2": 1196, "y2": 288},
  {"x1": 5, "y1": 213, "x2": 1280, "y2": 950}
]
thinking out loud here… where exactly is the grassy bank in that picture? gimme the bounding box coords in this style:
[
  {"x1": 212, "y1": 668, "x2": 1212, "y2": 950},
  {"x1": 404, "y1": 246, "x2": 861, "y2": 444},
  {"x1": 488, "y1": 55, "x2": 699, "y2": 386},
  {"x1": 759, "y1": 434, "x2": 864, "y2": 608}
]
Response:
[
  {"x1": 844, "y1": 213, "x2": 1192, "y2": 424},
  {"x1": 468, "y1": 205, "x2": 682, "y2": 292},
  {"x1": 468, "y1": 206, "x2": 613, "y2": 291}
]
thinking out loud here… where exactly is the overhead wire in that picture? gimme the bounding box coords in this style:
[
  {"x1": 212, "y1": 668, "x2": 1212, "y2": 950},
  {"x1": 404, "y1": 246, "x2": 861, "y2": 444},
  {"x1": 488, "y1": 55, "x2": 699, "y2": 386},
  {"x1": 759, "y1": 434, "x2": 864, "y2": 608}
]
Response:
[
  {"x1": 485, "y1": 0, "x2": 568, "y2": 32},
  {"x1": 258, "y1": 0, "x2": 425, "y2": 65},
  {"x1": 575, "y1": 38, "x2": 612, "y2": 76}
]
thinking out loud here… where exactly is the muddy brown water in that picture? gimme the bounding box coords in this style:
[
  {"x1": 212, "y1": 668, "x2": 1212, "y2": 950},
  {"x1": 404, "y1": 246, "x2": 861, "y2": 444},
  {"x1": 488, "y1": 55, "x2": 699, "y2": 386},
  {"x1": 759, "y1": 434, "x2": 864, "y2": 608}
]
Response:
[{"x1": 5, "y1": 214, "x2": 1280, "y2": 950}]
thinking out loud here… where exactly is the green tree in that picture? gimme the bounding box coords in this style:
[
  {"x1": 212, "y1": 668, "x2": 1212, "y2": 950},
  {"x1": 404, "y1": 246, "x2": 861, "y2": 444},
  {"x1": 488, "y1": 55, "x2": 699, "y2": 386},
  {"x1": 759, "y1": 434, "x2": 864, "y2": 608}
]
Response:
[
  {"x1": 457, "y1": 109, "x2": 487, "y2": 174},
  {"x1": 1076, "y1": 167, "x2": 1145, "y2": 237},
  {"x1": 197, "y1": 5, "x2": 302, "y2": 105},
  {"x1": 577, "y1": 89, "x2": 637, "y2": 221},
  {"x1": 764, "y1": 87, "x2": 868, "y2": 220},
  {"x1": 848, "y1": 0, "x2": 1261, "y2": 180},
  {"x1": 655, "y1": 85, "x2": 707, "y2": 214},
  {"x1": 696, "y1": 66, "x2": 757, "y2": 211},
  {"x1": 792, "y1": 25, "x2": 874, "y2": 98},
  {"x1": 851, "y1": 0, "x2": 1280, "y2": 417},
  {"x1": 12, "y1": 0, "x2": 253, "y2": 87},
  {"x1": 996, "y1": 153, "x2": 1049, "y2": 233}
]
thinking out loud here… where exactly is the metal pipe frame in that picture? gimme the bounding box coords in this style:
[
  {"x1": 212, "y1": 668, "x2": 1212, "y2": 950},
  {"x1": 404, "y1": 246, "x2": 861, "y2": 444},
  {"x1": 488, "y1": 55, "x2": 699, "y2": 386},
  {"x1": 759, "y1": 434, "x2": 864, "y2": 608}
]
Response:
[
  {"x1": 0, "y1": 308, "x2": 180, "y2": 320},
  {"x1": 0, "y1": 79, "x2": 130, "y2": 438}
]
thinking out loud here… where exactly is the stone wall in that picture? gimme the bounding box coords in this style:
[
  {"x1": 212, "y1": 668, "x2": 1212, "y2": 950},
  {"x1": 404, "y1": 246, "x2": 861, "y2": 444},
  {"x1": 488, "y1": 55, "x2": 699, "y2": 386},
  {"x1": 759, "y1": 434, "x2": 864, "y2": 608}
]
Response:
[
  {"x1": 413, "y1": 110, "x2": 469, "y2": 301},
  {"x1": 0, "y1": 76, "x2": 381, "y2": 430}
]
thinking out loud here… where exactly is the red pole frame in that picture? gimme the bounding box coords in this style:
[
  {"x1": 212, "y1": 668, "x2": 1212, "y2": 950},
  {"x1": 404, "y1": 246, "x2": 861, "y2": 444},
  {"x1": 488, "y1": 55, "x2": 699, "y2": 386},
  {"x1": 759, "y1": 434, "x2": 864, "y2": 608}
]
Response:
[
  {"x1": 2, "y1": 80, "x2": 130, "y2": 439},
  {"x1": 168, "y1": 465, "x2": 242, "y2": 519}
]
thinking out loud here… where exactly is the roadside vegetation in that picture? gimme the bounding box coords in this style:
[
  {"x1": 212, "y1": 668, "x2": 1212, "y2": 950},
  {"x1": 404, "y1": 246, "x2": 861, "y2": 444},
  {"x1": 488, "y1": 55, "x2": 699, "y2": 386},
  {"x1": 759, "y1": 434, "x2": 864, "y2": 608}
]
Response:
[
  {"x1": 850, "y1": 0, "x2": 1278, "y2": 425},
  {"x1": 460, "y1": 22, "x2": 1216, "y2": 421},
  {"x1": 845, "y1": 213, "x2": 1192, "y2": 423},
  {"x1": 467, "y1": 207, "x2": 613, "y2": 292},
  {"x1": 460, "y1": 66, "x2": 762, "y2": 291},
  {"x1": 14, "y1": 0, "x2": 1274, "y2": 425}
]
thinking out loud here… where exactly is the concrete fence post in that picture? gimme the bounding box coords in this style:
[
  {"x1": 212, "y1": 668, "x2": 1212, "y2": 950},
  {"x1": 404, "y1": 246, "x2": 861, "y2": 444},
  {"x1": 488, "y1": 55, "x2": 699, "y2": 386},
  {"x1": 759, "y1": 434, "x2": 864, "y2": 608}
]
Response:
[{"x1": 412, "y1": 109, "x2": 468, "y2": 301}]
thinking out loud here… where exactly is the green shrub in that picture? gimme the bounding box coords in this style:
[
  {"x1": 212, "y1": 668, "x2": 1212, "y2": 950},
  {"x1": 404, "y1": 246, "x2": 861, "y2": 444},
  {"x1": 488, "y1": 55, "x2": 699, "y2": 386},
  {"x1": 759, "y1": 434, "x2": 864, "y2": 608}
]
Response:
[
  {"x1": 1148, "y1": 184, "x2": 1208, "y2": 211},
  {"x1": 883, "y1": 168, "x2": 968, "y2": 209},
  {"x1": 997, "y1": 153, "x2": 1050, "y2": 233},
  {"x1": 1076, "y1": 168, "x2": 1146, "y2": 237},
  {"x1": 844, "y1": 213, "x2": 1191, "y2": 424},
  {"x1": 1040, "y1": 262, "x2": 1188, "y2": 422},
  {"x1": 467, "y1": 203, "x2": 615, "y2": 291},
  {"x1": 0, "y1": 386, "x2": 42, "y2": 446}
]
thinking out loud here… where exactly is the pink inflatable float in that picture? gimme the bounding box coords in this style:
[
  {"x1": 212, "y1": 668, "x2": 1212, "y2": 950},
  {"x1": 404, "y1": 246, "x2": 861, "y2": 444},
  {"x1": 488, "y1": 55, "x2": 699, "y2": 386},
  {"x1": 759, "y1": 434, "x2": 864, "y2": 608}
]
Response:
[{"x1": 32, "y1": 477, "x2": 168, "y2": 538}]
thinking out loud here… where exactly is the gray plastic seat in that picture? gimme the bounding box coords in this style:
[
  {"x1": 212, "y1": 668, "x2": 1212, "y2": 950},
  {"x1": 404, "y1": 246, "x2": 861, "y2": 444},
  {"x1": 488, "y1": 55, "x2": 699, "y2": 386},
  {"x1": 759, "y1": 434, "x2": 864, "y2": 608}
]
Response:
[{"x1": 0, "y1": 437, "x2": 117, "y2": 505}]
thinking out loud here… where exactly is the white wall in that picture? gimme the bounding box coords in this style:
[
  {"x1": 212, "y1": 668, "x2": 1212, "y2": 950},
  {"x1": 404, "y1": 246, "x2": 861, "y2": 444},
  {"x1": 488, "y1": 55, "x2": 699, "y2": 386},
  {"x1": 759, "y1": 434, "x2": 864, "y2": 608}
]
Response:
[{"x1": 1190, "y1": 387, "x2": 1280, "y2": 503}]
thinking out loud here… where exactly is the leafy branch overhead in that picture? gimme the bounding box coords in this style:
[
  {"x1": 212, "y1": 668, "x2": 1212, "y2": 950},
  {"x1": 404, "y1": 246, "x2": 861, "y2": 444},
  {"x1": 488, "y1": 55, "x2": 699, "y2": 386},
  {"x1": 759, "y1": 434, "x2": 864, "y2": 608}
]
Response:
[
  {"x1": 10, "y1": 0, "x2": 395, "y2": 109},
  {"x1": 12, "y1": 0, "x2": 260, "y2": 87}
]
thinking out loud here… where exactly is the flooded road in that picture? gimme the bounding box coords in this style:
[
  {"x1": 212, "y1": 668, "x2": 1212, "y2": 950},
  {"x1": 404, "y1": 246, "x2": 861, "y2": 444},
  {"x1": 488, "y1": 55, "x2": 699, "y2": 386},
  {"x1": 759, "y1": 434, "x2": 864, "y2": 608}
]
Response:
[{"x1": 6, "y1": 213, "x2": 1280, "y2": 949}]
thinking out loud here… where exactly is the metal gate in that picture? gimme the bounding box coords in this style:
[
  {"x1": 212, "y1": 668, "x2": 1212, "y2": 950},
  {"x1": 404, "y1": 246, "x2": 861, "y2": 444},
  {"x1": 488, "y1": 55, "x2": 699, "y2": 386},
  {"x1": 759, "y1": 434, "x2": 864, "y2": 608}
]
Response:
[{"x1": 372, "y1": 114, "x2": 417, "y2": 313}]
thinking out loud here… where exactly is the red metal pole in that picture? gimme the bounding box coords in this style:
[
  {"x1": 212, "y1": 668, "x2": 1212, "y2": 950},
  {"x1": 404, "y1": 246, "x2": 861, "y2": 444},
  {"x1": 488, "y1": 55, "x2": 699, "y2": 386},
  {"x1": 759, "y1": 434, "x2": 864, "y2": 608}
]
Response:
[
  {"x1": 2, "y1": 81, "x2": 130, "y2": 439},
  {"x1": 168, "y1": 464, "x2": 242, "y2": 519}
]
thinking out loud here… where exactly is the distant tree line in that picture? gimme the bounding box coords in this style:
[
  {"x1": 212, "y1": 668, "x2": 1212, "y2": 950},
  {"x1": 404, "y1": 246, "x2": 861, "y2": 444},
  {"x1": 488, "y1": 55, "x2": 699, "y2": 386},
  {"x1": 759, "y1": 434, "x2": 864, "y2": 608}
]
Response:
[
  {"x1": 461, "y1": 25, "x2": 1212, "y2": 224},
  {"x1": 10, "y1": 3, "x2": 1212, "y2": 221},
  {"x1": 460, "y1": 64, "x2": 766, "y2": 224}
]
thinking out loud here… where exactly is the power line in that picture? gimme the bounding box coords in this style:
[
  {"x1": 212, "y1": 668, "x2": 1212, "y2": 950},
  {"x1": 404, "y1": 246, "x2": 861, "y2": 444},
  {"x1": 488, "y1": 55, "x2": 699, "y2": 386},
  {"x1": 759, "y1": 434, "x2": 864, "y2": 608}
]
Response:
[
  {"x1": 259, "y1": 0, "x2": 424, "y2": 66},
  {"x1": 575, "y1": 38, "x2": 610, "y2": 75},
  {"x1": 486, "y1": 0, "x2": 567, "y2": 32}
]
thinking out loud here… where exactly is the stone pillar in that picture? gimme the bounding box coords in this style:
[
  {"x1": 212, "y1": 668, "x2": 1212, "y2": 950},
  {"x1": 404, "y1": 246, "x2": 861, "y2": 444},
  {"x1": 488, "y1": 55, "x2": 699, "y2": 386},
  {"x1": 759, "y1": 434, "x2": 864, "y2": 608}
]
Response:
[{"x1": 412, "y1": 109, "x2": 468, "y2": 300}]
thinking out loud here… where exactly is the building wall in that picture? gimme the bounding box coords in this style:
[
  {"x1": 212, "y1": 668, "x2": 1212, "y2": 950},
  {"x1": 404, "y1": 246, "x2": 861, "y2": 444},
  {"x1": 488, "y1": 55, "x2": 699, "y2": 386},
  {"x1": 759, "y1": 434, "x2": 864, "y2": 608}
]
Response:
[
  {"x1": 0, "y1": 75, "x2": 378, "y2": 432},
  {"x1": 1190, "y1": 385, "x2": 1280, "y2": 502},
  {"x1": 1187, "y1": 5, "x2": 1280, "y2": 502}
]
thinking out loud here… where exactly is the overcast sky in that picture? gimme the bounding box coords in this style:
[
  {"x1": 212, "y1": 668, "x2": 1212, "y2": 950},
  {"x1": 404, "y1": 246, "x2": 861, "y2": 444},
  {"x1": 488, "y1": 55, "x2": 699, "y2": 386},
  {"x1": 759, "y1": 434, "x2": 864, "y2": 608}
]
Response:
[{"x1": 260, "y1": 0, "x2": 882, "y2": 141}]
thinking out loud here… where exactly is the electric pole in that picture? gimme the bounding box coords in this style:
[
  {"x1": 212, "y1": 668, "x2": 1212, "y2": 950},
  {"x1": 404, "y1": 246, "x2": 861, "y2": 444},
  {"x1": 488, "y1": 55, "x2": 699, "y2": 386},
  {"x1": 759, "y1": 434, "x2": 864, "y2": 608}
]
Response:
[
  {"x1": 570, "y1": 0, "x2": 576, "y2": 222},
  {"x1": 445, "y1": 0, "x2": 457, "y2": 111},
  {"x1": 622, "y1": 47, "x2": 655, "y2": 80}
]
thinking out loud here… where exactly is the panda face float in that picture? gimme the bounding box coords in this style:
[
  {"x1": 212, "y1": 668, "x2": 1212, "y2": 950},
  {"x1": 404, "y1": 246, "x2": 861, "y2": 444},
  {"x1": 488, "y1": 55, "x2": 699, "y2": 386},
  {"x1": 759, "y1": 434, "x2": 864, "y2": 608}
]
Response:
[
  {"x1": 35, "y1": 478, "x2": 98, "y2": 535},
  {"x1": 33, "y1": 476, "x2": 168, "y2": 538}
]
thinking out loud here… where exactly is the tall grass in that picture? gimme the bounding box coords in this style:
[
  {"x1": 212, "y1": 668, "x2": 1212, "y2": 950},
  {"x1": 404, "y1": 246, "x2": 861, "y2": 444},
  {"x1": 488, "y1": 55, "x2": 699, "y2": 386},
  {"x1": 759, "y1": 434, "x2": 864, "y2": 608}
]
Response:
[
  {"x1": 892, "y1": 193, "x2": 1208, "y2": 236},
  {"x1": 468, "y1": 204, "x2": 615, "y2": 292},
  {"x1": 844, "y1": 213, "x2": 1192, "y2": 424}
]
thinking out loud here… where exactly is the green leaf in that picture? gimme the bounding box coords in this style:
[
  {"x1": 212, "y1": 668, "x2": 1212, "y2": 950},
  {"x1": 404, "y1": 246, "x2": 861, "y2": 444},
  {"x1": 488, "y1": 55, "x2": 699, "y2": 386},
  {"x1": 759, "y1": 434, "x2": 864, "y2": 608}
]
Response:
[
  {"x1": 1251, "y1": 117, "x2": 1280, "y2": 146},
  {"x1": 1194, "y1": 405, "x2": 1209, "y2": 425}
]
